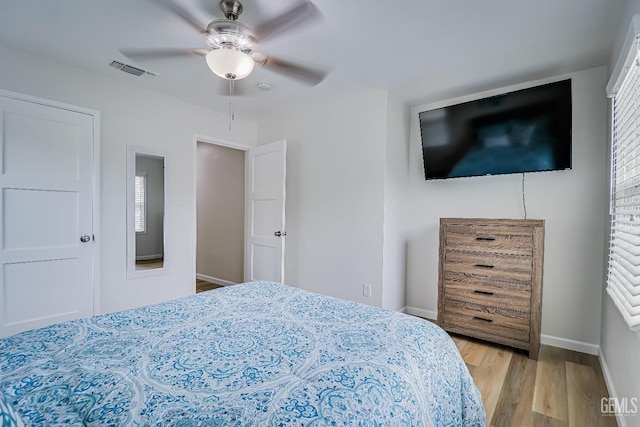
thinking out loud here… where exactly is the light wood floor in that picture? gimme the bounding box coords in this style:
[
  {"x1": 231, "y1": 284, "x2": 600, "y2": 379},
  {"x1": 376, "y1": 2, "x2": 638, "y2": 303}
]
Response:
[
  {"x1": 196, "y1": 279, "x2": 223, "y2": 293},
  {"x1": 135, "y1": 259, "x2": 163, "y2": 270},
  {"x1": 193, "y1": 281, "x2": 616, "y2": 426},
  {"x1": 452, "y1": 334, "x2": 617, "y2": 427}
]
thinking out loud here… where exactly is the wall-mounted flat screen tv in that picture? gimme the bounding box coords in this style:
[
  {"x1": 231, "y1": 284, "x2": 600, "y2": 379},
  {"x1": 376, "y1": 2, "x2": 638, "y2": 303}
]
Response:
[{"x1": 419, "y1": 79, "x2": 572, "y2": 180}]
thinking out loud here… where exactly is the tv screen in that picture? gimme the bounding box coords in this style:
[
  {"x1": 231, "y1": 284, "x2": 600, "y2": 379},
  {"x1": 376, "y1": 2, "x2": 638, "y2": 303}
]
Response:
[{"x1": 419, "y1": 79, "x2": 572, "y2": 180}]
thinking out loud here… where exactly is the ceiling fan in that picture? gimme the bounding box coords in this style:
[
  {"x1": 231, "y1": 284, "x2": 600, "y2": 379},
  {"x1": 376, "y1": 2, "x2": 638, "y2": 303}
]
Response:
[{"x1": 121, "y1": 0, "x2": 328, "y2": 88}]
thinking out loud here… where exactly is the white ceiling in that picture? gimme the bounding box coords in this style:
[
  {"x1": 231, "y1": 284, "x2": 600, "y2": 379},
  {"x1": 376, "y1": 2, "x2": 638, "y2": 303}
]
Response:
[{"x1": 0, "y1": 0, "x2": 627, "y2": 121}]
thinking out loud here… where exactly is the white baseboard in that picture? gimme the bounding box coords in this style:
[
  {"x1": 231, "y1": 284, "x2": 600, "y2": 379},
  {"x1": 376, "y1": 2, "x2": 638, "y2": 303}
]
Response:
[
  {"x1": 196, "y1": 273, "x2": 236, "y2": 287},
  {"x1": 403, "y1": 308, "x2": 601, "y2": 356},
  {"x1": 405, "y1": 306, "x2": 437, "y2": 320},
  {"x1": 598, "y1": 349, "x2": 628, "y2": 427},
  {"x1": 540, "y1": 334, "x2": 599, "y2": 356},
  {"x1": 136, "y1": 254, "x2": 163, "y2": 261}
]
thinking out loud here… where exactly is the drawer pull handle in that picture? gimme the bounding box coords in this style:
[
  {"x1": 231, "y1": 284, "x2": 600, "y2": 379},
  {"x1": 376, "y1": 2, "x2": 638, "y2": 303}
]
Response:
[
  {"x1": 473, "y1": 316, "x2": 493, "y2": 323},
  {"x1": 474, "y1": 264, "x2": 494, "y2": 269},
  {"x1": 476, "y1": 237, "x2": 496, "y2": 241},
  {"x1": 473, "y1": 290, "x2": 494, "y2": 296}
]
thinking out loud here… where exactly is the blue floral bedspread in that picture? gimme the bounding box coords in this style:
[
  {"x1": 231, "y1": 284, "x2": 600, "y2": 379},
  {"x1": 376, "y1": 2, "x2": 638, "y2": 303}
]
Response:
[{"x1": 0, "y1": 281, "x2": 486, "y2": 426}]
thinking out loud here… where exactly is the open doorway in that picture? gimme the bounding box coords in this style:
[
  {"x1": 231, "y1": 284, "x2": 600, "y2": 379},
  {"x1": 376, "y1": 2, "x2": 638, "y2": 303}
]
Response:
[{"x1": 196, "y1": 141, "x2": 246, "y2": 293}]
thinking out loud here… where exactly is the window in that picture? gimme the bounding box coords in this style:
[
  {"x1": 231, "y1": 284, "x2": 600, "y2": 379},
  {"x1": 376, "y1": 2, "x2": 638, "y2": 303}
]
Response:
[
  {"x1": 135, "y1": 173, "x2": 146, "y2": 233},
  {"x1": 607, "y1": 17, "x2": 640, "y2": 331}
]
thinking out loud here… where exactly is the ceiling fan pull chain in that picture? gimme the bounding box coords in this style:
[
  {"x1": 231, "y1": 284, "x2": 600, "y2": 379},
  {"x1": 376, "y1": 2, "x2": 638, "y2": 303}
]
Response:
[{"x1": 228, "y1": 79, "x2": 235, "y2": 131}]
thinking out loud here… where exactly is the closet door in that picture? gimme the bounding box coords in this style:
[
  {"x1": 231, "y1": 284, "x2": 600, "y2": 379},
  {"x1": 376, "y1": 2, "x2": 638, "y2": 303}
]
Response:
[{"x1": 0, "y1": 93, "x2": 96, "y2": 338}]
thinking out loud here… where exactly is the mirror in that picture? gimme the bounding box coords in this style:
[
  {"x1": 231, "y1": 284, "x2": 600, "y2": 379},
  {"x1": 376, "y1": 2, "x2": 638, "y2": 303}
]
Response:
[{"x1": 127, "y1": 146, "x2": 169, "y2": 278}]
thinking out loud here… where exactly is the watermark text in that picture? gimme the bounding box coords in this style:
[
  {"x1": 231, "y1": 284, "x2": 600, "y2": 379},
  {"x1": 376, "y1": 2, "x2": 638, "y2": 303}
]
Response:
[{"x1": 601, "y1": 397, "x2": 638, "y2": 417}]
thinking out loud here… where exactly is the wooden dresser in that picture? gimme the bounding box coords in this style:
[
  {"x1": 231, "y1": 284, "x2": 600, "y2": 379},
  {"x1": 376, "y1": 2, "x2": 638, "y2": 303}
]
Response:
[{"x1": 437, "y1": 218, "x2": 544, "y2": 359}]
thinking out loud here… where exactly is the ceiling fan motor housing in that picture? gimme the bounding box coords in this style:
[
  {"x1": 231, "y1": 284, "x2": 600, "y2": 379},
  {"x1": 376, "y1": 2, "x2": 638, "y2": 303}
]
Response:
[
  {"x1": 205, "y1": 20, "x2": 257, "y2": 51},
  {"x1": 220, "y1": 0, "x2": 243, "y2": 20}
]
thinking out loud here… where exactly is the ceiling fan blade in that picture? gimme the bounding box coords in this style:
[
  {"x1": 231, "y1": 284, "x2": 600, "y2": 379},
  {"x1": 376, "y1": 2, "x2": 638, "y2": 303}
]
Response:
[
  {"x1": 154, "y1": 0, "x2": 207, "y2": 34},
  {"x1": 259, "y1": 55, "x2": 327, "y2": 86},
  {"x1": 253, "y1": 0, "x2": 321, "y2": 41},
  {"x1": 120, "y1": 48, "x2": 208, "y2": 59},
  {"x1": 153, "y1": 0, "x2": 207, "y2": 34}
]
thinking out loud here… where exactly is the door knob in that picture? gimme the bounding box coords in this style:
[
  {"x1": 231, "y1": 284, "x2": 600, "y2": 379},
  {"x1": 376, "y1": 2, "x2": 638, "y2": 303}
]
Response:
[
  {"x1": 274, "y1": 231, "x2": 287, "y2": 237},
  {"x1": 80, "y1": 234, "x2": 91, "y2": 243}
]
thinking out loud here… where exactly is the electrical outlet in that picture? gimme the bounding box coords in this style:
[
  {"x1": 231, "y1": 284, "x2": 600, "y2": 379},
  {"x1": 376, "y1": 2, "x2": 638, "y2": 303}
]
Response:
[{"x1": 363, "y1": 283, "x2": 372, "y2": 297}]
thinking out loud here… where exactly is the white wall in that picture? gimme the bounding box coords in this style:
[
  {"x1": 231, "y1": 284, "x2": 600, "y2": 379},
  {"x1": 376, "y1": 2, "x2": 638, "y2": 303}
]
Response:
[
  {"x1": 599, "y1": 1, "x2": 640, "y2": 420},
  {"x1": 257, "y1": 91, "x2": 387, "y2": 306},
  {"x1": 0, "y1": 45, "x2": 258, "y2": 314},
  {"x1": 382, "y1": 95, "x2": 410, "y2": 310},
  {"x1": 403, "y1": 67, "x2": 609, "y2": 350},
  {"x1": 196, "y1": 142, "x2": 245, "y2": 284}
]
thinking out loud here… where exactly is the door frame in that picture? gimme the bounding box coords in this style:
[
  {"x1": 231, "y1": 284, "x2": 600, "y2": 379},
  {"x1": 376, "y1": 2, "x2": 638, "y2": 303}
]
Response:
[
  {"x1": 193, "y1": 134, "x2": 251, "y2": 291},
  {"x1": 0, "y1": 88, "x2": 101, "y2": 314}
]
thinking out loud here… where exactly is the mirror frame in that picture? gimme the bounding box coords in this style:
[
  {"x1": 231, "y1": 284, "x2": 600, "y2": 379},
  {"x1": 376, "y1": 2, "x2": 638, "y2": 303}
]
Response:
[{"x1": 126, "y1": 145, "x2": 170, "y2": 279}]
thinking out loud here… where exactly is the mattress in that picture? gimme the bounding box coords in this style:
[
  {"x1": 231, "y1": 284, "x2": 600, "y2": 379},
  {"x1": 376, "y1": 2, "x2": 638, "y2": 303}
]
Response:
[{"x1": 1, "y1": 281, "x2": 486, "y2": 426}]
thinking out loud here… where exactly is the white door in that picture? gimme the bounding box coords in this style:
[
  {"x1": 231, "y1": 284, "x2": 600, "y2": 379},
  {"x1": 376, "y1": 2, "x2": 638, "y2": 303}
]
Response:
[
  {"x1": 245, "y1": 140, "x2": 286, "y2": 283},
  {"x1": 0, "y1": 94, "x2": 95, "y2": 338}
]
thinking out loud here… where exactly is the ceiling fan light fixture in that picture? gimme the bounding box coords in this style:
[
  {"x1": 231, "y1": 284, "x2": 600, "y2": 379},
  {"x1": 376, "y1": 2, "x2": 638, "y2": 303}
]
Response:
[
  {"x1": 206, "y1": 48, "x2": 254, "y2": 80},
  {"x1": 206, "y1": 32, "x2": 256, "y2": 51},
  {"x1": 205, "y1": 20, "x2": 257, "y2": 51}
]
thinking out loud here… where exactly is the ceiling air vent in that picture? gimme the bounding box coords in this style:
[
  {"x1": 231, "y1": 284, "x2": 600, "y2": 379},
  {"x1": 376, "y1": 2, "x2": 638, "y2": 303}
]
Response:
[{"x1": 109, "y1": 60, "x2": 155, "y2": 77}]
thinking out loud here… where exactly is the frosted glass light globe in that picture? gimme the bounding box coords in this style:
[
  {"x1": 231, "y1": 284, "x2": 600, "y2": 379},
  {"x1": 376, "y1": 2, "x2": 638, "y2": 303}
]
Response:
[{"x1": 206, "y1": 49, "x2": 254, "y2": 80}]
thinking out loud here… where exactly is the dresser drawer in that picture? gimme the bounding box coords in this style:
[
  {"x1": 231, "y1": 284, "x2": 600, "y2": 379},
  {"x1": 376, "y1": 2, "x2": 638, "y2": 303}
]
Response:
[
  {"x1": 445, "y1": 250, "x2": 532, "y2": 284},
  {"x1": 442, "y1": 299, "x2": 530, "y2": 343},
  {"x1": 438, "y1": 218, "x2": 544, "y2": 359},
  {"x1": 445, "y1": 225, "x2": 533, "y2": 256},
  {"x1": 444, "y1": 276, "x2": 531, "y2": 312}
]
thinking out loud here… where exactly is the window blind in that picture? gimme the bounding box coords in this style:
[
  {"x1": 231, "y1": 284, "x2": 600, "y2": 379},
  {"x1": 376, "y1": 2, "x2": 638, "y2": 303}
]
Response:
[
  {"x1": 607, "y1": 34, "x2": 640, "y2": 331},
  {"x1": 135, "y1": 174, "x2": 146, "y2": 233}
]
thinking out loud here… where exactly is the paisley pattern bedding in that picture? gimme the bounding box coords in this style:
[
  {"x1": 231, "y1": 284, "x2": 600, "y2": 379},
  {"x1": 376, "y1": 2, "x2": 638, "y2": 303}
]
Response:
[{"x1": 0, "y1": 281, "x2": 486, "y2": 426}]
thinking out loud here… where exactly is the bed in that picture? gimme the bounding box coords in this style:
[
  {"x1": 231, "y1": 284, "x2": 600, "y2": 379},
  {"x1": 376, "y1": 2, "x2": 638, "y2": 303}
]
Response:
[{"x1": 1, "y1": 281, "x2": 486, "y2": 426}]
